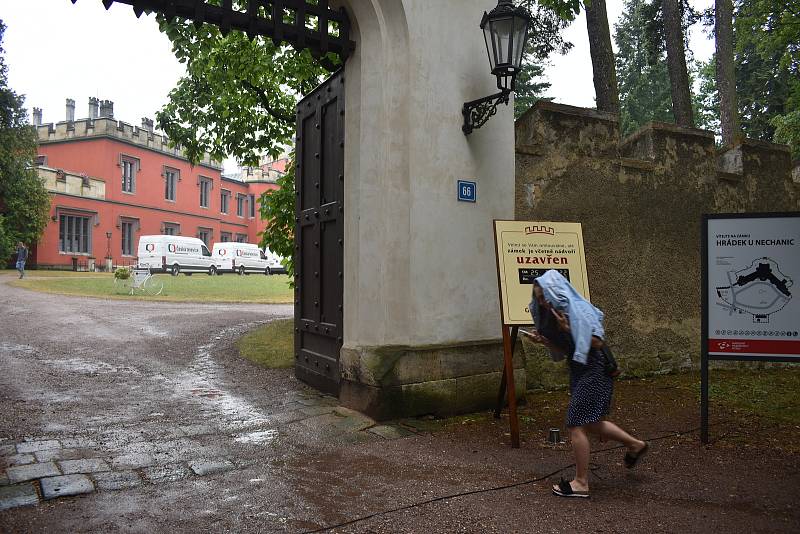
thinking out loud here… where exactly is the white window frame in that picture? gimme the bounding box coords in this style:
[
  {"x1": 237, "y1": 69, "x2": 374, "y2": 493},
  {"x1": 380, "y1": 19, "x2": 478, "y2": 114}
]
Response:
[
  {"x1": 199, "y1": 176, "x2": 212, "y2": 209},
  {"x1": 58, "y1": 212, "x2": 93, "y2": 255},
  {"x1": 121, "y1": 219, "x2": 138, "y2": 256},
  {"x1": 162, "y1": 222, "x2": 181, "y2": 236},
  {"x1": 164, "y1": 167, "x2": 179, "y2": 202},
  {"x1": 220, "y1": 189, "x2": 231, "y2": 214},
  {"x1": 120, "y1": 155, "x2": 139, "y2": 194},
  {"x1": 197, "y1": 227, "x2": 213, "y2": 247}
]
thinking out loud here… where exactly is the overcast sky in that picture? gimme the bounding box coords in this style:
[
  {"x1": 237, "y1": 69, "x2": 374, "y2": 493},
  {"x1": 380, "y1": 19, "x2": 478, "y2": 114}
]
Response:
[{"x1": 1, "y1": 0, "x2": 715, "y2": 173}]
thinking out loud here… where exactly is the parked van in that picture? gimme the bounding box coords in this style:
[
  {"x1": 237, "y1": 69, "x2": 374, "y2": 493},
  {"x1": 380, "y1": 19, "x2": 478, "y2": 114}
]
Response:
[
  {"x1": 263, "y1": 248, "x2": 287, "y2": 275},
  {"x1": 137, "y1": 235, "x2": 215, "y2": 276},
  {"x1": 212, "y1": 242, "x2": 275, "y2": 275}
]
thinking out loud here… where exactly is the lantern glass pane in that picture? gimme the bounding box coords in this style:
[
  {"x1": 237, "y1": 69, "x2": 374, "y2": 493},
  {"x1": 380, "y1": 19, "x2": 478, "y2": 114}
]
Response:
[
  {"x1": 483, "y1": 23, "x2": 497, "y2": 71},
  {"x1": 512, "y1": 16, "x2": 528, "y2": 69},
  {"x1": 493, "y1": 16, "x2": 513, "y2": 69}
]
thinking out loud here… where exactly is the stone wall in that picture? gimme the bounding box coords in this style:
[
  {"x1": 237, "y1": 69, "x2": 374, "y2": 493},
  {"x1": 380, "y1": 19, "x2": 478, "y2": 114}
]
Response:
[{"x1": 515, "y1": 101, "x2": 798, "y2": 389}]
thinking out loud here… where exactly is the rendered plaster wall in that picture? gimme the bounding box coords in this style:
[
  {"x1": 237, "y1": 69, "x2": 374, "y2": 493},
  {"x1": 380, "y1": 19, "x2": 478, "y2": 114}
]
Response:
[
  {"x1": 338, "y1": 0, "x2": 519, "y2": 419},
  {"x1": 516, "y1": 101, "x2": 797, "y2": 389}
]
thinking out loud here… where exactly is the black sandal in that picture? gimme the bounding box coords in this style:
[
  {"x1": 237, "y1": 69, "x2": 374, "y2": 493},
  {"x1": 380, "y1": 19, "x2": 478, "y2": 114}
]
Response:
[
  {"x1": 551, "y1": 477, "x2": 590, "y2": 498},
  {"x1": 624, "y1": 441, "x2": 649, "y2": 469}
]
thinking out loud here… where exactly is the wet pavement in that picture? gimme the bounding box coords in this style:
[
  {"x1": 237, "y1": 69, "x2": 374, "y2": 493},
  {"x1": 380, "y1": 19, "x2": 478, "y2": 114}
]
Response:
[
  {"x1": 0, "y1": 274, "x2": 403, "y2": 531},
  {"x1": 1, "y1": 273, "x2": 799, "y2": 533}
]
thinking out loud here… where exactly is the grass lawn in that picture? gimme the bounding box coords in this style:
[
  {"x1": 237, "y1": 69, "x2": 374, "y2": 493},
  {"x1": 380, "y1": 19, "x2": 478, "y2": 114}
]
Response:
[
  {"x1": 5, "y1": 269, "x2": 293, "y2": 304},
  {"x1": 236, "y1": 318, "x2": 294, "y2": 368}
]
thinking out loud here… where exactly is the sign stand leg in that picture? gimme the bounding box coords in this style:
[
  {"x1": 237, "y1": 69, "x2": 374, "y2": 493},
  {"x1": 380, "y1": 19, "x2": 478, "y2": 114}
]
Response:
[
  {"x1": 494, "y1": 326, "x2": 520, "y2": 418},
  {"x1": 494, "y1": 363, "x2": 507, "y2": 419},
  {"x1": 701, "y1": 351, "x2": 709, "y2": 444},
  {"x1": 499, "y1": 325, "x2": 520, "y2": 448}
]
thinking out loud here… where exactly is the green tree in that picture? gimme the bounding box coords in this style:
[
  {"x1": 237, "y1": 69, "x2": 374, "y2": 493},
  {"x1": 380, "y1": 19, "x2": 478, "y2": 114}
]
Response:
[
  {"x1": 513, "y1": 63, "x2": 551, "y2": 118},
  {"x1": 585, "y1": 0, "x2": 621, "y2": 113},
  {"x1": 156, "y1": 2, "x2": 571, "y2": 275},
  {"x1": 695, "y1": 1, "x2": 799, "y2": 154},
  {"x1": 614, "y1": 0, "x2": 674, "y2": 136},
  {"x1": 0, "y1": 20, "x2": 50, "y2": 262},
  {"x1": 663, "y1": 0, "x2": 694, "y2": 126},
  {"x1": 156, "y1": 15, "x2": 332, "y2": 277},
  {"x1": 735, "y1": 0, "x2": 799, "y2": 145},
  {"x1": 715, "y1": 0, "x2": 738, "y2": 144},
  {"x1": 514, "y1": 1, "x2": 577, "y2": 117},
  {"x1": 772, "y1": 111, "x2": 800, "y2": 159},
  {"x1": 693, "y1": 57, "x2": 719, "y2": 133}
]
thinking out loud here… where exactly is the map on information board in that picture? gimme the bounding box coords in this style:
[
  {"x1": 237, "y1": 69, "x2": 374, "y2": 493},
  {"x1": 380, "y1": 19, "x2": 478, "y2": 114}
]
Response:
[{"x1": 715, "y1": 257, "x2": 793, "y2": 323}]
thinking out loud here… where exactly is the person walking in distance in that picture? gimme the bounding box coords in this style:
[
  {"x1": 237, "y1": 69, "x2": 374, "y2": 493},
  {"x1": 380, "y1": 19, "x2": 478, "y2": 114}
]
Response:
[
  {"x1": 15, "y1": 241, "x2": 28, "y2": 279},
  {"x1": 523, "y1": 270, "x2": 648, "y2": 499}
]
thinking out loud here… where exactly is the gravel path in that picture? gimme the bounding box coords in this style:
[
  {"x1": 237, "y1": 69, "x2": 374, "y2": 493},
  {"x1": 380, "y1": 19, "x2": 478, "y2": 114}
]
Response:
[{"x1": 0, "y1": 274, "x2": 798, "y2": 533}]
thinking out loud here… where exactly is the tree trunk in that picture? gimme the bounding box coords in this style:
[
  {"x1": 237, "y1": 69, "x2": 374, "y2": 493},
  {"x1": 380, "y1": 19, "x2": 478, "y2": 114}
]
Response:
[
  {"x1": 715, "y1": 0, "x2": 738, "y2": 145},
  {"x1": 585, "y1": 0, "x2": 620, "y2": 114},
  {"x1": 663, "y1": 0, "x2": 694, "y2": 127}
]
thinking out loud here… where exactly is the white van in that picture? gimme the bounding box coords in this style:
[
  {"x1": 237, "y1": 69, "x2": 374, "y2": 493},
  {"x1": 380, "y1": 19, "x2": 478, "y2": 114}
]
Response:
[
  {"x1": 263, "y1": 248, "x2": 287, "y2": 275},
  {"x1": 137, "y1": 235, "x2": 216, "y2": 276},
  {"x1": 212, "y1": 242, "x2": 274, "y2": 275}
]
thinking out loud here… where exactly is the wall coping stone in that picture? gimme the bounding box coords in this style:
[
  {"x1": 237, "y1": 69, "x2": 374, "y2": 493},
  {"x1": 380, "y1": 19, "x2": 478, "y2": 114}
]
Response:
[
  {"x1": 620, "y1": 120, "x2": 715, "y2": 150},
  {"x1": 732, "y1": 137, "x2": 792, "y2": 154},
  {"x1": 521, "y1": 100, "x2": 619, "y2": 124}
]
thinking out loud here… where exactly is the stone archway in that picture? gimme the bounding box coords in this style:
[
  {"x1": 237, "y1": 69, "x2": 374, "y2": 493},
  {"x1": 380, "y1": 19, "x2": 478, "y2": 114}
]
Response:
[{"x1": 334, "y1": 1, "x2": 522, "y2": 419}]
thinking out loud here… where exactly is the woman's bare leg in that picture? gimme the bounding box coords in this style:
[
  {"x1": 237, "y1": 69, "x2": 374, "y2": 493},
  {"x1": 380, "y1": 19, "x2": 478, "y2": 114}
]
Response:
[
  {"x1": 553, "y1": 426, "x2": 591, "y2": 493},
  {"x1": 586, "y1": 421, "x2": 645, "y2": 453}
]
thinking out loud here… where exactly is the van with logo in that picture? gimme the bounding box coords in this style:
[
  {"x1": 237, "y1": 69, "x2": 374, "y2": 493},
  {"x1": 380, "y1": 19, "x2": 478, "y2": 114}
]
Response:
[
  {"x1": 137, "y1": 235, "x2": 216, "y2": 276},
  {"x1": 212, "y1": 242, "x2": 274, "y2": 275},
  {"x1": 263, "y1": 248, "x2": 287, "y2": 275}
]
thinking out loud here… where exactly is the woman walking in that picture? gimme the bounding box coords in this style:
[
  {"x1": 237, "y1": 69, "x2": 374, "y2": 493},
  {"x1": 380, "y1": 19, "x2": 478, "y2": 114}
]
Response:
[
  {"x1": 524, "y1": 270, "x2": 648, "y2": 498},
  {"x1": 15, "y1": 241, "x2": 28, "y2": 279}
]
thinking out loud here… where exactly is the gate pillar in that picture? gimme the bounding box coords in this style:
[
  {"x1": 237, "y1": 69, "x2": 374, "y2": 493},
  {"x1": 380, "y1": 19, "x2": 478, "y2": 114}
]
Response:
[{"x1": 336, "y1": 0, "x2": 525, "y2": 419}]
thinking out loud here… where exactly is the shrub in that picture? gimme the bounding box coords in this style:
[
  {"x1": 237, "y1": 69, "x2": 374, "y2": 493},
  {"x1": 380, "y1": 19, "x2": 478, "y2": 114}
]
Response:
[{"x1": 114, "y1": 266, "x2": 131, "y2": 280}]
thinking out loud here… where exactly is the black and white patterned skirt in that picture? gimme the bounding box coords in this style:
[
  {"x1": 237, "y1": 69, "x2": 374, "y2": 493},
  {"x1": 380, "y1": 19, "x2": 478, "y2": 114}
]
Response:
[{"x1": 566, "y1": 348, "x2": 614, "y2": 427}]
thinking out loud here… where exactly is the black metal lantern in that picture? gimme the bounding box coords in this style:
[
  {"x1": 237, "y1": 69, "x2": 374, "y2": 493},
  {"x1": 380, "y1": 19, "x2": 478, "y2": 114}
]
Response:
[{"x1": 463, "y1": 0, "x2": 531, "y2": 135}]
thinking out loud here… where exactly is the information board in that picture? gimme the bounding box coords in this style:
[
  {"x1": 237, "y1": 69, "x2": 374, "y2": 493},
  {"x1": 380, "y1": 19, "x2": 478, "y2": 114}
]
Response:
[
  {"x1": 701, "y1": 212, "x2": 800, "y2": 443},
  {"x1": 493, "y1": 220, "x2": 590, "y2": 325},
  {"x1": 705, "y1": 213, "x2": 800, "y2": 359}
]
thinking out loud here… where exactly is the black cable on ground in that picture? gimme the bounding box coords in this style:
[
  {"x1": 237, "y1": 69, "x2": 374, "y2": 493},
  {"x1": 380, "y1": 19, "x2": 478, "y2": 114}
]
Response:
[{"x1": 300, "y1": 425, "x2": 704, "y2": 533}]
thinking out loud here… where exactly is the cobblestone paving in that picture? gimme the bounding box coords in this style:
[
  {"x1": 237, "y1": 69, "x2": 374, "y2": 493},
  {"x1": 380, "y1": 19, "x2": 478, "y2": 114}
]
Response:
[{"x1": 0, "y1": 278, "x2": 412, "y2": 513}]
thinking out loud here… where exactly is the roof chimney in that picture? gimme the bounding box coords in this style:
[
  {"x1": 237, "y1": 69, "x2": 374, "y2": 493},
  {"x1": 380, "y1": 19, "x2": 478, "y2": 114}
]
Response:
[
  {"x1": 141, "y1": 117, "x2": 154, "y2": 133},
  {"x1": 88, "y1": 97, "x2": 99, "y2": 119},
  {"x1": 32, "y1": 107, "x2": 42, "y2": 126},
  {"x1": 66, "y1": 98, "x2": 75, "y2": 122},
  {"x1": 99, "y1": 99, "x2": 114, "y2": 119}
]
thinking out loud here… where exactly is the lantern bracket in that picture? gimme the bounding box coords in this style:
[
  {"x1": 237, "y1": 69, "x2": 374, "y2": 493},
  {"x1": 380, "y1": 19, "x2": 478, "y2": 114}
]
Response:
[{"x1": 462, "y1": 89, "x2": 511, "y2": 135}]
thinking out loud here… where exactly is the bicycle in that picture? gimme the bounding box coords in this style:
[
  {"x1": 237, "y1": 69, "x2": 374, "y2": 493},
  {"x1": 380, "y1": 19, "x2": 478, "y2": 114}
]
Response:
[{"x1": 114, "y1": 267, "x2": 164, "y2": 296}]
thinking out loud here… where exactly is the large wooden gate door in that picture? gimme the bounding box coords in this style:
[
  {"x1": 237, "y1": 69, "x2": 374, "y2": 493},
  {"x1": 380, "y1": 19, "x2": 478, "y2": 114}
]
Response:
[{"x1": 294, "y1": 69, "x2": 345, "y2": 396}]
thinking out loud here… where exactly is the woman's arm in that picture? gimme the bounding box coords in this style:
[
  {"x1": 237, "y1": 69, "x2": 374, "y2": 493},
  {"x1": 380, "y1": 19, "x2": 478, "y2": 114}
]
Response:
[{"x1": 519, "y1": 328, "x2": 554, "y2": 349}]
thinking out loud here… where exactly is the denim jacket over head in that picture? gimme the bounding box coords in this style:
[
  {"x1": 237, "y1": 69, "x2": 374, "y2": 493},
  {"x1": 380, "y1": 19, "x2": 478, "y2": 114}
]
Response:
[{"x1": 529, "y1": 269, "x2": 605, "y2": 365}]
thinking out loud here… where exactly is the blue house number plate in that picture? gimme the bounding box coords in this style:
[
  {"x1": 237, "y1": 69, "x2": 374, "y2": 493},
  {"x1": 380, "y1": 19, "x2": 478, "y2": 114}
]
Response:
[{"x1": 458, "y1": 180, "x2": 476, "y2": 203}]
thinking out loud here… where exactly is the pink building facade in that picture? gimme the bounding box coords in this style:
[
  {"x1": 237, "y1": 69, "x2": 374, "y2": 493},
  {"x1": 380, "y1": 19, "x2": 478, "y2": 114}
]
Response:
[{"x1": 32, "y1": 99, "x2": 284, "y2": 269}]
